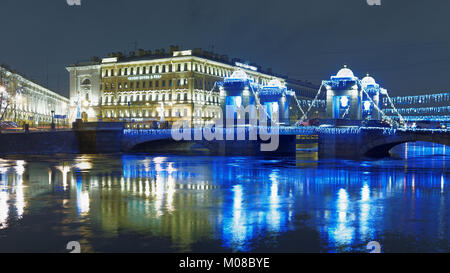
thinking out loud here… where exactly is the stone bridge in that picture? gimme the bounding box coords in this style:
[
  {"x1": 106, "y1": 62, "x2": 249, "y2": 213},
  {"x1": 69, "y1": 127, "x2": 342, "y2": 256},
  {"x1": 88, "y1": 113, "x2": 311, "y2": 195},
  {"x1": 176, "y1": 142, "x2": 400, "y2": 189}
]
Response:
[
  {"x1": 121, "y1": 126, "x2": 450, "y2": 158},
  {"x1": 0, "y1": 122, "x2": 447, "y2": 158}
]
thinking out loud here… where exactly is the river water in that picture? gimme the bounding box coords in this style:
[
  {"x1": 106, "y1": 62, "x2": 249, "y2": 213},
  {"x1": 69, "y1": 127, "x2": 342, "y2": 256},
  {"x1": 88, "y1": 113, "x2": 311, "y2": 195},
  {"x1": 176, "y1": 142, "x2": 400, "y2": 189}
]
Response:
[{"x1": 0, "y1": 142, "x2": 448, "y2": 253}]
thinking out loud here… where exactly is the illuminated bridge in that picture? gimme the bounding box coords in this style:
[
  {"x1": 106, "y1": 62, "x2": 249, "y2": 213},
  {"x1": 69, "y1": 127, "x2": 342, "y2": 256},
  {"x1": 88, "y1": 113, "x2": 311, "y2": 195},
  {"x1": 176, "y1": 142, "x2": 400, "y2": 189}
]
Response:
[{"x1": 122, "y1": 126, "x2": 450, "y2": 158}]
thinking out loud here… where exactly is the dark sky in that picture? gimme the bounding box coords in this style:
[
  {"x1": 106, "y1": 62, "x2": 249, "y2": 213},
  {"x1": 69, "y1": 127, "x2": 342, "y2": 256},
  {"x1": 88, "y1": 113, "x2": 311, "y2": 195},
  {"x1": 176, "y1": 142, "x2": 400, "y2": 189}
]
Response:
[{"x1": 1, "y1": 0, "x2": 450, "y2": 98}]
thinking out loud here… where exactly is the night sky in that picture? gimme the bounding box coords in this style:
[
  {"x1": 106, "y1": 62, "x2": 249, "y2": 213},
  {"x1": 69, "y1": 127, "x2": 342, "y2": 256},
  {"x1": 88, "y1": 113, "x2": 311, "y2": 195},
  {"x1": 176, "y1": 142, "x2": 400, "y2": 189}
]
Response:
[{"x1": 1, "y1": 0, "x2": 449, "y2": 98}]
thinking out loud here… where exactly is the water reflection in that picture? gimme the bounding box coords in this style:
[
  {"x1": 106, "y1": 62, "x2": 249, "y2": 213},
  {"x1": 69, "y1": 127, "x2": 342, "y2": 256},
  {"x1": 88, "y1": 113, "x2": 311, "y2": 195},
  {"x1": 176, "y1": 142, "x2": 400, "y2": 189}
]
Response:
[{"x1": 0, "y1": 142, "x2": 448, "y2": 252}]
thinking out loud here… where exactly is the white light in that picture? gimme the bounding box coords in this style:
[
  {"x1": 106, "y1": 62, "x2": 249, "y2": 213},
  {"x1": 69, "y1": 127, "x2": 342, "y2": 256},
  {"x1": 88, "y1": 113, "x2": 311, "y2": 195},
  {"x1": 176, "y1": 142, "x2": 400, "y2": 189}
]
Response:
[
  {"x1": 102, "y1": 57, "x2": 118, "y2": 64},
  {"x1": 235, "y1": 62, "x2": 257, "y2": 71},
  {"x1": 272, "y1": 103, "x2": 279, "y2": 113},
  {"x1": 0, "y1": 86, "x2": 5, "y2": 93},
  {"x1": 340, "y1": 96, "x2": 349, "y2": 108},
  {"x1": 128, "y1": 75, "x2": 161, "y2": 81},
  {"x1": 364, "y1": 101, "x2": 371, "y2": 111},
  {"x1": 172, "y1": 50, "x2": 192, "y2": 57},
  {"x1": 235, "y1": 96, "x2": 242, "y2": 108}
]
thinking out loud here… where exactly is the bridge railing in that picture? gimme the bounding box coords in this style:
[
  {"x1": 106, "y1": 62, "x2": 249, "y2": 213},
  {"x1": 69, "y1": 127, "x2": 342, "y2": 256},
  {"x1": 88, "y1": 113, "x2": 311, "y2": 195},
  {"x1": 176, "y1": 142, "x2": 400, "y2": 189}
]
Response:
[{"x1": 123, "y1": 126, "x2": 449, "y2": 137}]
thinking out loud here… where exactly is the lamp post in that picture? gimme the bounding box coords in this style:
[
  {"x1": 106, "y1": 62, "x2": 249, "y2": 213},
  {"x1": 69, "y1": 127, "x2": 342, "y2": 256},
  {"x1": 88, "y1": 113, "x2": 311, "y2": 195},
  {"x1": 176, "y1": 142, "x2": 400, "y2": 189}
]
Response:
[{"x1": 51, "y1": 110, "x2": 55, "y2": 131}]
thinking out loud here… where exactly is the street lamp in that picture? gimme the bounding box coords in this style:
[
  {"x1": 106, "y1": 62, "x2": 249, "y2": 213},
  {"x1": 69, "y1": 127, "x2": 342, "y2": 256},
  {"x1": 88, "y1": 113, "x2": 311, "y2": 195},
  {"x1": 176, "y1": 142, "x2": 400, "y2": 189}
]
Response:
[{"x1": 51, "y1": 110, "x2": 55, "y2": 130}]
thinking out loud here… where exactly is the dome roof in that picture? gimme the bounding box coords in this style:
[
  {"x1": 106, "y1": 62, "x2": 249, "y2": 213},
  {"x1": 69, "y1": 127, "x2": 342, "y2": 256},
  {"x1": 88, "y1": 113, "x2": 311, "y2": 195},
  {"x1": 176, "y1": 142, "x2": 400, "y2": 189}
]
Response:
[
  {"x1": 361, "y1": 75, "x2": 376, "y2": 86},
  {"x1": 335, "y1": 66, "x2": 355, "y2": 79},
  {"x1": 267, "y1": 79, "x2": 285, "y2": 88},
  {"x1": 229, "y1": 69, "x2": 248, "y2": 80}
]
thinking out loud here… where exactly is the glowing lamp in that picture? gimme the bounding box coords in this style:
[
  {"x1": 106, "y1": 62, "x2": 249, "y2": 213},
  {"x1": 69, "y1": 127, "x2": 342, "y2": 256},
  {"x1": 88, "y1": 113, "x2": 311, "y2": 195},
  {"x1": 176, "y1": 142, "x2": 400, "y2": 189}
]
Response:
[
  {"x1": 363, "y1": 101, "x2": 371, "y2": 111},
  {"x1": 271, "y1": 103, "x2": 279, "y2": 113},
  {"x1": 340, "y1": 96, "x2": 349, "y2": 108},
  {"x1": 235, "y1": 96, "x2": 242, "y2": 108}
]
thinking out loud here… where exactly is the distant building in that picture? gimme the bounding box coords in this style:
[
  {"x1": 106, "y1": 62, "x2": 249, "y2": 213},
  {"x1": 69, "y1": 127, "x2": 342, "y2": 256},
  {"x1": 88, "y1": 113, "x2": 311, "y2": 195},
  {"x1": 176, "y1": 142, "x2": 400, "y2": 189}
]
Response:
[
  {"x1": 66, "y1": 46, "x2": 318, "y2": 127},
  {"x1": 0, "y1": 65, "x2": 69, "y2": 127}
]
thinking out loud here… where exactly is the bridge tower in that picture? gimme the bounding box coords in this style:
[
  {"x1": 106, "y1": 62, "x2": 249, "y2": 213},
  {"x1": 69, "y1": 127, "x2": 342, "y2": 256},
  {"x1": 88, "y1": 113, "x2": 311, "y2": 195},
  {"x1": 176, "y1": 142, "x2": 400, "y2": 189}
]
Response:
[
  {"x1": 258, "y1": 79, "x2": 294, "y2": 126},
  {"x1": 218, "y1": 70, "x2": 257, "y2": 124},
  {"x1": 360, "y1": 74, "x2": 382, "y2": 120},
  {"x1": 323, "y1": 65, "x2": 362, "y2": 120}
]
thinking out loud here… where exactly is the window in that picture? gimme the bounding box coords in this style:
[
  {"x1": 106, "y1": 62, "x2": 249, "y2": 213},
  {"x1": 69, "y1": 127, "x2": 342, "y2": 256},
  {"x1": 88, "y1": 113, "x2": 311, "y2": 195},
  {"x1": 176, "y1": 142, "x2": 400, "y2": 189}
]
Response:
[
  {"x1": 155, "y1": 81, "x2": 159, "y2": 87},
  {"x1": 143, "y1": 67, "x2": 146, "y2": 74},
  {"x1": 81, "y1": 78, "x2": 91, "y2": 85},
  {"x1": 184, "y1": 63, "x2": 188, "y2": 71},
  {"x1": 136, "y1": 82, "x2": 140, "y2": 89},
  {"x1": 119, "y1": 69, "x2": 122, "y2": 76},
  {"x1": 131, "y1": 67, "x2": 134, "y2": 75},
  {"x1": 137, "y1": 67, "x2": 140, "y2": 75},
  {"x1": 149, "y1": 66, "x2": 152, "y2": 74},
  {"x1": 169, "y1": 64, "x2": 172, "y2": 72},
  {"x1": 169, "y1": 80, "x2": 172, "y2": 87},
  {"x1": 177, "y1": 64, "x2": 181, "y2": 71},
  {"x1": 130, "y1": 82, "x2": 134, "y2": 89},
  {"x1": 125, "y1": 68, "x2": 128, "y2": 75},
  {"x1": 149, "y1": 81, "x2": 153, "y2": 87},
  {"x1": 162, "y1": 80, "x2": 166, "y2": 87},
  {"x1": 162, "y1": 65, "x2": 166, "y2": 73},
  {"x1": 143, "y1": 81, "x2": 146, "y2": 88},
  {"x1": 111, "y1": 69, "x2": 114, "y2": 76},
  {"x1": 155, "y1": 66, "x2": 159, "y2": 73}
]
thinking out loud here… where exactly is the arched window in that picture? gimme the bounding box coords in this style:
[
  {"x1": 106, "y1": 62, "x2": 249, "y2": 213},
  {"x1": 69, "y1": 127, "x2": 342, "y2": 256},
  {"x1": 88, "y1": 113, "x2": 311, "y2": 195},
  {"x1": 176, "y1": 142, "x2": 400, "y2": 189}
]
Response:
[{"x1": 81, "y1": 79, "x2": 91, "y2": 85}]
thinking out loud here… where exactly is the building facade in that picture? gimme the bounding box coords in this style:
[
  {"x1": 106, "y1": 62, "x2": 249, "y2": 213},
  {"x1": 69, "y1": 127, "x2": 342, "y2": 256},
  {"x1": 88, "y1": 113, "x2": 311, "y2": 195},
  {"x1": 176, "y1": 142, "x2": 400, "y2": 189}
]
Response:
[
  {"x1": 67, "y1": 47, "x2": 318, "y2": 128},
  {"x1": 0, "y1": 65, "x2": 69, "y2": 127}
]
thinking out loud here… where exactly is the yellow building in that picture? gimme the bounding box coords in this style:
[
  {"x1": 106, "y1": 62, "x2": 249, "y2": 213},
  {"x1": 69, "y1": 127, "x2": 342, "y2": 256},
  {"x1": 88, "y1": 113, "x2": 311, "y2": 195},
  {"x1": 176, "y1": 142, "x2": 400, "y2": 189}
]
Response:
[{"x1": 67, "y1": 46, "x2": 318, "y2": 128}]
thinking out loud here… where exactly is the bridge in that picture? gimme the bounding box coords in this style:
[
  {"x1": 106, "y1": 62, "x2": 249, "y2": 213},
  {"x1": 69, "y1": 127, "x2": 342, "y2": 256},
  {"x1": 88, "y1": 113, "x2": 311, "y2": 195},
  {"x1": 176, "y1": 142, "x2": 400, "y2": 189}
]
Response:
[
  {"x1": 121, "y1": 126, "x2": 450, "y2": 158},
  {"x1": 0, "y1": 123, "x2": 448, "y2": 158}
]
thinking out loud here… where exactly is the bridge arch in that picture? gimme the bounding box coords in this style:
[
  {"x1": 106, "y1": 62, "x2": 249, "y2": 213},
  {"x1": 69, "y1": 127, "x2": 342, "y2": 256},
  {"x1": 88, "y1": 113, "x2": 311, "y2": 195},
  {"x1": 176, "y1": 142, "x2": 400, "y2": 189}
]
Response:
[{"x1": 361, "y1": 133, "x2": 449, "y2": 158}]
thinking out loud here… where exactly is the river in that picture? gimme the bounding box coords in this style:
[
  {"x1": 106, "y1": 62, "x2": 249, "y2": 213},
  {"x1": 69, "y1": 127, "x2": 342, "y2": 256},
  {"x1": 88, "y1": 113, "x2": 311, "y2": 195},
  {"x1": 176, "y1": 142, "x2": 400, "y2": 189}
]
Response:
[{"x1": 0, "y1": 141, "x2": 448, "y2": 253}]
